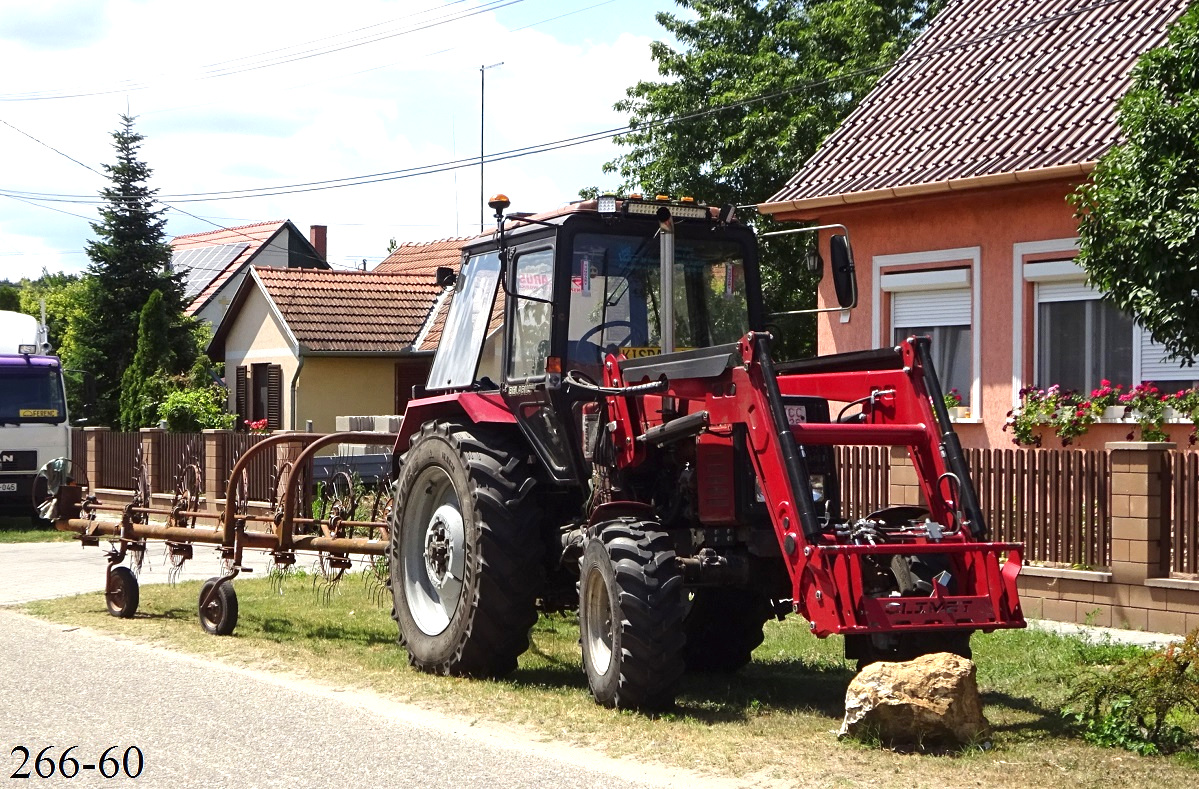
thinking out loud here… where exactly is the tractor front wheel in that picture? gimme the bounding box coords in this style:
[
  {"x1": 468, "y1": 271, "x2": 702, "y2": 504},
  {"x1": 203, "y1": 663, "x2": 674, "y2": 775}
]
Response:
[
  {"x1": 578, "y1": 519, "x2": 686, "y2": 710},
  {"x1": 389, "y1": 420, "x2": 543, "y2": 677}
]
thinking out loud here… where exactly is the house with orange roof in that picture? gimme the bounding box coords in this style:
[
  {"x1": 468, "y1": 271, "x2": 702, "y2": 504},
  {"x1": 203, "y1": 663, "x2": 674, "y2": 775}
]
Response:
[
  {"x1": 757, "y1": 0, "x2": 1193, "y2": 449},
  {"x1": 374, "y1": 234, "x2": 507, "y2": 378},
  {"x1": 171, "y1": 220, "x2": 330, "y2": 327},
  {"x1": 208, "y1": 266, "x2": 443, "y2": 432}
]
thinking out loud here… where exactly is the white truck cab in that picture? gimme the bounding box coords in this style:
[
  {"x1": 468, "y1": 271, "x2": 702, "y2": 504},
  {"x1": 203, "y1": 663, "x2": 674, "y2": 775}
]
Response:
[{"x1": 0, "y1": 311, "x2": 70, "y2": 521}]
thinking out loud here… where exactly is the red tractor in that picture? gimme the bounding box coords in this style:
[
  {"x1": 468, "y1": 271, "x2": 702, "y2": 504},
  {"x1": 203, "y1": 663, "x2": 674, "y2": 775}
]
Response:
[{"x1": 387, "y1": 194, "x2": 1024, "y2": 709}]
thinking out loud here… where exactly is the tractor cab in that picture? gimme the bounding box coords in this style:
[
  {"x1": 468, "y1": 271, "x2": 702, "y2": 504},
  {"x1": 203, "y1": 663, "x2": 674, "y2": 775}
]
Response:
[{"x1": 422, "y1": 194, "x2": 766, "y2": 484}]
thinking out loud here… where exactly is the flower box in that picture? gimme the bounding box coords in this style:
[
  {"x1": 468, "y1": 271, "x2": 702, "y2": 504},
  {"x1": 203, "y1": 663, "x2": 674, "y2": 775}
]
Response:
[{"x1": 1101, "y1": 406, "x2": 1128, "y2": 421}]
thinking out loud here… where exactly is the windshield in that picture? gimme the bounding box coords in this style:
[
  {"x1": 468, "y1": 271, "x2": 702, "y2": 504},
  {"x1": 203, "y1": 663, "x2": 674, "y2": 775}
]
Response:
[
  {"x1": 0, "y1": 367, "x2": 67, "y2": 425},
  {"x1": 567, "y1": 232, "x2": 749, "y2": 373}
]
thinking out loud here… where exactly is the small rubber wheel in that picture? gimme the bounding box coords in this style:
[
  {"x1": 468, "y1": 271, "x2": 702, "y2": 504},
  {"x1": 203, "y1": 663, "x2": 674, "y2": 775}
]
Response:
[
  {"x1": 198, "y1": 577, "x2": 238, "y2": 636},
  {"x1": 106, "y1": 566, "x2": 139, "y2": 618}
]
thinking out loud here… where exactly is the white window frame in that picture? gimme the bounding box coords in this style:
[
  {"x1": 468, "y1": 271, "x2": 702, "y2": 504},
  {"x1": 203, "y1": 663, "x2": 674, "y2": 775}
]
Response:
[
  {"x1": 873, "y1": 247, "x2": 981, "y2": 411},
  {"x1": 1013, "y1": 239, "x2": 1193, "y2": 404},
  {"x1": 1011, "y1": 238, "x2": 1079, "y2": 407}
]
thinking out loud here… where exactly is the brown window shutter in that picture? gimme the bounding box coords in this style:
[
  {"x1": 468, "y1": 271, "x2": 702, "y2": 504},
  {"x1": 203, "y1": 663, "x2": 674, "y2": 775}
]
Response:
[
  {"x1": 394, "y1": 360, "x2": 428, "y2": 413},
  {"x1": 235, "y1": 366, "x2": 248, "y2": 426},
  {"x1": 266, "y1": 364, "x2": 284, "y2": 430}
]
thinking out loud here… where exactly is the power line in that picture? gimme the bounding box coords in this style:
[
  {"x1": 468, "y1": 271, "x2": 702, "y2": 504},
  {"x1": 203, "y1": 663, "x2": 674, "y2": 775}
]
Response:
[
  {"x1": 1, "y1": 0, "x2": 1136, "y2": 207},
  {"x1": 0, "y1": 0, "x2": 525, "y2": 102}
]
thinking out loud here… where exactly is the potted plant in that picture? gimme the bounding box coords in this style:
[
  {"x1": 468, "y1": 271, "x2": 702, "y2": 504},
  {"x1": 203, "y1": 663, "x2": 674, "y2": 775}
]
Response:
[
  {"x1": 1118, "y1": 383, "x2": 1169, "y2": 442},
  {"x1": 1004, "y1": 385, "x2": 1071, "y2": 447},
  {"x1": 943, "y1": 388, "x2": 970, "y2": 419},
  {"x1": 1165, "y1": 387, "x2": 1199, "y2": 445},
  {"x1": 1090, "y1": 380, "x2": 1127, "y2": 420}
]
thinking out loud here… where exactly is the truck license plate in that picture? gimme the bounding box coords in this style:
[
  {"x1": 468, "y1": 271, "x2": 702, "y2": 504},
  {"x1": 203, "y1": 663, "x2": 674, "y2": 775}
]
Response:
[{"x1": 0, "y1": 482, "x2": 17, "y2": 492}]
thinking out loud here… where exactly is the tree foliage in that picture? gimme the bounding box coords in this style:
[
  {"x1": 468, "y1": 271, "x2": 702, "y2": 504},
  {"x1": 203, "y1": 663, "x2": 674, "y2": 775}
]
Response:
[
  {"x1": 605, "y1": 0, "x2": 944, "y2": 358},
  {"x1": 119, "y1": 290, "x2": 171, "y2": 430},
  {"x1": 0, "y1": 284, "x2": 18, "y2": 312},
  {"x1": 77, "y1": 115, "x2": 195, "y2": 425},
  {"x1": 1072, "y1": 4, "x2": 1199, "y2": 366}
]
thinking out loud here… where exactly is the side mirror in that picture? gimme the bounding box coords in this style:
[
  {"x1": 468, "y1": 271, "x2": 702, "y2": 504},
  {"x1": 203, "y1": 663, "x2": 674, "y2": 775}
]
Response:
[{"x1": 830, "y1": 234, "x2": 857, "y2": 309}]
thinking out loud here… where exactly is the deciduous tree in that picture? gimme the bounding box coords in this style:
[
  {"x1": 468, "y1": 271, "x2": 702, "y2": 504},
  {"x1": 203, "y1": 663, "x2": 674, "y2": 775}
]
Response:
[
  {"x1": 605, "y1": 0, "x2": 943, "y2": 357},
  {"x1": 1072, "y1": 4, "x2": 1199, "y2": 366}
]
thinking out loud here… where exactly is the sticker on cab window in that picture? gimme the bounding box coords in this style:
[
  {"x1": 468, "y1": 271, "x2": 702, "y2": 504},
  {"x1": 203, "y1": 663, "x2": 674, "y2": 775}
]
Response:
[{"x1": 19, "y1": 409, "x2": 59, "y2": 418}]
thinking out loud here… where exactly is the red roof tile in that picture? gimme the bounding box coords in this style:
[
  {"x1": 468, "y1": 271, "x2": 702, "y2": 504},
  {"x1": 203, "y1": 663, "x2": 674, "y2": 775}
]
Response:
[
  {"x1": 375, "y1": 235, "x2": 479, "y2": 275},
  {"x1": 768, "y1": 0, "x2": 1188, "y2": 205},
  {"x1": 254, "y1": 267, "x2": 442, "y2": 353}
]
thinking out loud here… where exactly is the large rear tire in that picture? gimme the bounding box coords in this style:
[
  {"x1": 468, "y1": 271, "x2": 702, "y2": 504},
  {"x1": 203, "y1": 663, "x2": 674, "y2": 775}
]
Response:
[
  {"x1": 389, "y1": 420, "x2": 543, "y2": 677},
  {"x1": 683, "y1": 587, "x2": 772, "y2": 673},
  {"x1": 578, "y1": 519, "x2": 686, "y2": 710}
]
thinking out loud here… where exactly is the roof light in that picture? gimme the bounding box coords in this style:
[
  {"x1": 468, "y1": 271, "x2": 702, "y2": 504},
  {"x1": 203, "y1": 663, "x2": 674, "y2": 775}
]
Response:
[
  {"x1": 655, "y1": 194, "x2": 670, "y2": 201},
  {"x1": 18, "y1": 344, "x2": 36, "y2": 354},
  {"x1": 597, "y1": 194, "x2": 617, "y2": 214},
  {"x1": 679, "y1": 196, "x2": 696, "y2": 203},
  {"x1": 629, "y1": 193, "x2": 642, "y2": 200}
]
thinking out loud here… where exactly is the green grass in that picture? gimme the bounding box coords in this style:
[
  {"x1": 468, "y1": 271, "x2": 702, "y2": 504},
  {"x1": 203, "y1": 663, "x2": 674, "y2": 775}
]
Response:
[
  {"x1": 22, "y1": 573, "x2": 1198, "y2": 787},
  {"x1": 0, "y1": 515, "x2": 75, "y2": 543}
]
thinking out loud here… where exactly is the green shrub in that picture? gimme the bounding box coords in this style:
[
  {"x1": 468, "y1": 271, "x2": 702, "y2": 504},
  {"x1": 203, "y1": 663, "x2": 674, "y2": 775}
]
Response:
[
  {"x1": 1066, "y1": 629, "x2": 1199, "y2": 755},
  {"x1": 157, "y1": 385, "x2": 235, "y2": 432}
]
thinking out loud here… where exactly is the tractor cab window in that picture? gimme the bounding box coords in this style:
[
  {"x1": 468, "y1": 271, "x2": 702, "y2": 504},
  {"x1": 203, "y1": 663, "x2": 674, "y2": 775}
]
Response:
[
  {"x1": 566, "y1": 233, "x2": 749, "y2": 375},
  {"x1": 426, "y1": 251, "x2": 502, "y2": 391},
  {"x1": 507, "y1": 248, "x2": 555, "y2": 381}
]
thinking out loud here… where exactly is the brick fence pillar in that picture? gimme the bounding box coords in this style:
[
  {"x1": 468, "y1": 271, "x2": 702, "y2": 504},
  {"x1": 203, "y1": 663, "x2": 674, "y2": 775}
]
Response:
[
  {"x1": 1107, "y1": 441, "x2": 1173, "y2": 584},
  {"x1": 83, "y1": 427, "x2": 108, "y2": 490},
  {"x1": 887, "y1": 446, "x2": 925, "y2": 507},
  {"x1": 139, "y1": 427, "x2": 164, "y2": 494},
  {"x1": 203, "y1": 429, "x2": 232, "y2": 506}
]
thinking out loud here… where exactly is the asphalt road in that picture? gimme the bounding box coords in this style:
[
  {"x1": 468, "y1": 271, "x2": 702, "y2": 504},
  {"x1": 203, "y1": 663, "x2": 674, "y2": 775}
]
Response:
[
  {"x1": 0, "y1": 610, "x2": 745, "y2": 789},
  {"x1": 0, "y1": 543, "x2": 747, "y2": 789}
]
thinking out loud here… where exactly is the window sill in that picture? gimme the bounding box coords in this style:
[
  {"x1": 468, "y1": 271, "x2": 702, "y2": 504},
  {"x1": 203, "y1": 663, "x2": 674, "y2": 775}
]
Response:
[
  {"x1": 1145, "y1": 577, "x2": 1199, "y2": 593},
  {"x1": 1020, "y1": 565, "x2": 1112, "y2": 583},
  {"x1": 949, "y1": 417, "x2": 983, "y2": 424}
]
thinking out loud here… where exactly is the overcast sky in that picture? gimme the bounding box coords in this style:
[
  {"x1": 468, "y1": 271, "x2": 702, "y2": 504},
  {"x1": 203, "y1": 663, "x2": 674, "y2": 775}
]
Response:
[{"x1": 0, "y1": 0, "x2": 681, "y2": 279}]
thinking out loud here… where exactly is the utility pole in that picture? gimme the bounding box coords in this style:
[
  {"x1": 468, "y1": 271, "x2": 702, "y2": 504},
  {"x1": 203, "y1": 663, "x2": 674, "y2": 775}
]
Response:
[{"x1": 480, "y1": 61, "x2": 503, "y2": 233}]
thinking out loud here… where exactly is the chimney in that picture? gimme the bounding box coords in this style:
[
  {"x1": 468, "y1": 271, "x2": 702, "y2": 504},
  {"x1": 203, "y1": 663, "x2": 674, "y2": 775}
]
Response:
[{"x1": 309, "y1": 225, "x2": 327, "y2": 262}]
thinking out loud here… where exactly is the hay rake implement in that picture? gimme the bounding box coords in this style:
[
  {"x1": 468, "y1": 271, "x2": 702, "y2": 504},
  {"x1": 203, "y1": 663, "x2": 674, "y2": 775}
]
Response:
[{"x1": 43, "y1": 431, "x2": 395, "y2": 635}]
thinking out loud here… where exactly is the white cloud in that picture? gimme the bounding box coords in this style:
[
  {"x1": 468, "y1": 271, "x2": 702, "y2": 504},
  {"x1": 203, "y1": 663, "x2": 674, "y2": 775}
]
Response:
[{"x1": 0, "y1": 0, "x2": 674, "y2": 278}]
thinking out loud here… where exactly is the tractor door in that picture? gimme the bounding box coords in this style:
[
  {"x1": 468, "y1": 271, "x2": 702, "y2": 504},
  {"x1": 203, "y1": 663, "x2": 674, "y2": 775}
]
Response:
[{"x1": 503, "y1": 245, "x2": 580, "y2": 482}]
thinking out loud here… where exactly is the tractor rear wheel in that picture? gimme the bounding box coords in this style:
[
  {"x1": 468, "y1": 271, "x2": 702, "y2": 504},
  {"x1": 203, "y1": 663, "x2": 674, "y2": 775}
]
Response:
[
  {"x1": 578, "y1": 519, "x2": 686, "y2": 710},
  {"x1": 683, "y1": 587, "x2": 772, "y2": 673},
  {"x1": 389, "y1": 420, "x2": 544, "y2": 677}
]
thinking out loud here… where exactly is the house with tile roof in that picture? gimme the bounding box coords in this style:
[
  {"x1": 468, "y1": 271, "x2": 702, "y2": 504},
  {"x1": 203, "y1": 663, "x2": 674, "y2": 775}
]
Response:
[
  {"x1": 208, "y1": 266, "x2": 443, "y2": 433},
  {"x1": 374, "y1": 235, "x2": 507, "y2": 378},
  {"x1": 172, "y1": 220, "x2": 331, "y2": 328},
  {"x1": 758, "y1": 0, "x2": 1192, "y2": 448}
]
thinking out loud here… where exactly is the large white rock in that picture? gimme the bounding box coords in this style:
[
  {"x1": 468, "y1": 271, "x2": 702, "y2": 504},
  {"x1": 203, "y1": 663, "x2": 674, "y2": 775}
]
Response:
[{"x1": 839, "y1": 652, "x2": 989, "y2": 747}]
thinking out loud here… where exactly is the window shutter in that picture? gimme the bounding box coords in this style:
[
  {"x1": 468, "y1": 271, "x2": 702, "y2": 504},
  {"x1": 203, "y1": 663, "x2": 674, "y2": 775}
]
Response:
[
  {"x1": 394, "y1": 361, "x2": 426, "y2": 413},
  {"x1": 235, "y1": 366, "x2": 248, "y2": 426},
  {"x1": 892, "y1": 288, "x2": 970, "y2": 327},
  {"x1": 1138, "y1": 327, "x2": 1194, "y2": 382},
  {"x1": 266, "y1": 364, "x2": 284, "y2": 430},
  {"x1": 1037, "y1": 281, "x2": 1098, "y2": 303}
]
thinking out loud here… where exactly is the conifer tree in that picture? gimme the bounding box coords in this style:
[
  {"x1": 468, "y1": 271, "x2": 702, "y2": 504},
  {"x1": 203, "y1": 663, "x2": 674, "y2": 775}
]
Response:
[{"x1": 77, "y1": 115, "x2": 194, "y2": 425}]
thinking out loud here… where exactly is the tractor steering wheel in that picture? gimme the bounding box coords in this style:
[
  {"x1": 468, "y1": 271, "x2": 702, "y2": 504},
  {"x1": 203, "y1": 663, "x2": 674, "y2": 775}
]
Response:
[{"x1": 577, "y1": 320, "x2": 636, "y2": 352}]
